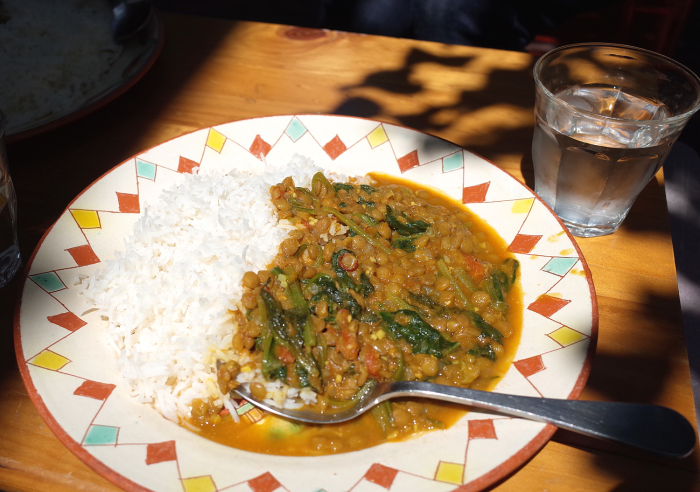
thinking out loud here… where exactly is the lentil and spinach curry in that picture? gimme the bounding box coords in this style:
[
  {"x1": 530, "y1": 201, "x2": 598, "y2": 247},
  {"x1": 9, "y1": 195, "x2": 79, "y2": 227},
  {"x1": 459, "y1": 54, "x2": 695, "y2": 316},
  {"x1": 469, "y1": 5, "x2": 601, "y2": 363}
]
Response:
[{"x1": 190, "y1": 172, "x2": 522, "y2": 455}]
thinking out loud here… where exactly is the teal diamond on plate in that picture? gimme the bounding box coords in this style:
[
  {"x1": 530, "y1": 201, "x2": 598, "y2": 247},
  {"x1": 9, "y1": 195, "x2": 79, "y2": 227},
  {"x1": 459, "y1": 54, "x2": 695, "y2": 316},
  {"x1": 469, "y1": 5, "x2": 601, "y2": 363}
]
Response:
[
  {"x1": 443, "y1": 152, "x2": 464, "y2": 172},
  {"x1": 542, "y1": 257, "x2": 578, "y2": 276},
  {"x1": 136, "y1": 159, "x2": 157, "y2": 180},
  {"x1": 84, "y1": 425, "x2": 119, "y2": 445},
  {"x1": 236, "y1": 402, "x2": 254, "y2": 415},
  {"x1": 30, "y1": 272, "x2": 66, "y2": 293},
  {"x1": 285, "y1": 118, "x2": 307, "y2": 142}
]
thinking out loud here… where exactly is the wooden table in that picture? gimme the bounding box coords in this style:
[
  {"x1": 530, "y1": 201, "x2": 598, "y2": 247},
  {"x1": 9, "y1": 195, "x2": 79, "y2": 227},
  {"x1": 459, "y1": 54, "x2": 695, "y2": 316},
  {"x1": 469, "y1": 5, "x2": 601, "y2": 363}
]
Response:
[{"x1": 1, "y1": 11, "x2": 698, "y2": 492}]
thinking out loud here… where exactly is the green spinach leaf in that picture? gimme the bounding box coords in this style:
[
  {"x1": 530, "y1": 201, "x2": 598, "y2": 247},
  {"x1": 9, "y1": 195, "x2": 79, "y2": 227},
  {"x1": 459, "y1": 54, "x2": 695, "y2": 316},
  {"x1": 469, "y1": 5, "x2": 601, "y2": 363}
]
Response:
[
  {"x1": 466, "y1": 311, "x2": 503, "y2": 344},
  {"x1": 360, "y1": 184, "x2": 377, "y2": 194},
  {"x1": 385, "y1": 206, "x2": 430, "y2": 236},
  {"x1": 333, "y1": 183, "x2": 355, "y2": 193},
  {"x1": 468, "y1": 344, "x2": 496, "y2": 361},
  {"x1": 379, "y1": 310, "x2": 459, "y2": 358}
]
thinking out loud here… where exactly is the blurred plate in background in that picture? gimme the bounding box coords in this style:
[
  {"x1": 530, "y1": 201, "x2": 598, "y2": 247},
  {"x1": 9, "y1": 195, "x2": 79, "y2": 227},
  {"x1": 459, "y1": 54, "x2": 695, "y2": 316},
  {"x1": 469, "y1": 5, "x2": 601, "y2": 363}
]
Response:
[{"x1": 1, "y1": 0, "x2": 163, "y2": 143}]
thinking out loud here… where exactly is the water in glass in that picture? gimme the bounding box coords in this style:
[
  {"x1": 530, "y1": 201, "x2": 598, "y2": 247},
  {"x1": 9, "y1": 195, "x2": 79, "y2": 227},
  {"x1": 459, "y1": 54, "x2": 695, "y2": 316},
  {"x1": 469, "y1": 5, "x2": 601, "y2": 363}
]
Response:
[{"x1": 533, "y1": 85, "x2": 675, "y2": 237}]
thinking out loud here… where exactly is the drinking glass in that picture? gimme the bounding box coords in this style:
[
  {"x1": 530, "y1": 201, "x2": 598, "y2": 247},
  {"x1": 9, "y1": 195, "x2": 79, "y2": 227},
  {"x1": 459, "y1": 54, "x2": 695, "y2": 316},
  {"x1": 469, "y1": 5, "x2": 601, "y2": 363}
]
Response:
[
  {"x1": 532, "y1": 43, "x2": 700, "y2": 237},
  {"x1": 0, "y1": 110, "x2": 21, "y2": 288}
]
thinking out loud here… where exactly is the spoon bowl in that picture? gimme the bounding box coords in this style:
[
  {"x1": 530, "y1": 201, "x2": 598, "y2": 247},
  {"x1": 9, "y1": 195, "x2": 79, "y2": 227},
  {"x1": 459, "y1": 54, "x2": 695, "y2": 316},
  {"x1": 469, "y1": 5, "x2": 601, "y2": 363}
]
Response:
[
  {"x1": 110, "y1": 0, "x2": 153, "y2": 44},
  {"x1": 234, "y1": 380, "x2": 696, "y2": 459}
]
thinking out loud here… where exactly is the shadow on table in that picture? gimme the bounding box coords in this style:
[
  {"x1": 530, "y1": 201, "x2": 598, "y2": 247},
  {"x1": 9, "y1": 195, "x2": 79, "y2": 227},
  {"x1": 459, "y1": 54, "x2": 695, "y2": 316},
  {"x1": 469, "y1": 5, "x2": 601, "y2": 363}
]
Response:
[
  {"x1": 0, "y1": 274, "x2": 22, "y2": 372},
  {"x1": 550, "y1": 287, "x2": 699, "y2": 490},
  {"x1": 331, "y1": 46, "x2": 537, "y2": 165},
  {"x1": 663, "y1": 142, "x2": 700, "y2": 424}
]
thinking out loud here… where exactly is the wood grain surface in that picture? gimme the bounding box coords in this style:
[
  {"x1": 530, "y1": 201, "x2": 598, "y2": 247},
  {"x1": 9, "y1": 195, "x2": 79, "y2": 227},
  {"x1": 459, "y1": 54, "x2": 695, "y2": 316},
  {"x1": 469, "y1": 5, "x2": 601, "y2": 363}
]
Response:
[{"x1": 1, "y1": 11, "x2": 698, "y2": 492}]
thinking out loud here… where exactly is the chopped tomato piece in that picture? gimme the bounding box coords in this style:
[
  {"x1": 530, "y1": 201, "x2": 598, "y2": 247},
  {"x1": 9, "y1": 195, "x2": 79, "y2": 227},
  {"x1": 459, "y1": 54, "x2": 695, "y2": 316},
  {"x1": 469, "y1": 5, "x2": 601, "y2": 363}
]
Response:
[
  {"x1": 275, "y1": 345, "x2": 295, "y2": 364},
  {"x1": 362, "y1": 346, "x2": 381, "y2": 378},
  {"x1": 464, "y1": 255, "x2": 487, "y2": 283},
  {"x1": 337, "y1": 329, "x2": 359, "y2": 360}
]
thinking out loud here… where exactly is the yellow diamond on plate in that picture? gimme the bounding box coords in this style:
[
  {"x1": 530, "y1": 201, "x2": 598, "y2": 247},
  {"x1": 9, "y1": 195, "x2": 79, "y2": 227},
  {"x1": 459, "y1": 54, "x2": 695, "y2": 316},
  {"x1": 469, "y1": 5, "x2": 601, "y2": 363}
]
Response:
[
  {"x1": 30, "y1": 351, "x2": 70, "y2": 371},
  {"x1": 70, "y1": 210, "x2": 101, "y2": 229},
  {"x1": 511, "y1": 198, "x2": 534, "y2": 214},
  {"x1": 182, "y1": 476, "x2": 216, "y2": 492},
  {"x1": 367, "y1": 125, "x2": 388, "y2": 148},
  {"x1": 435, "y1": 462, "x2": 464, "y2": 484},
  {"x1": 549, "y1": 326, "x2": 587, "y2": 347},
  {"x1": 206, "y1": 128, "x2": 227, "y2": 153}
]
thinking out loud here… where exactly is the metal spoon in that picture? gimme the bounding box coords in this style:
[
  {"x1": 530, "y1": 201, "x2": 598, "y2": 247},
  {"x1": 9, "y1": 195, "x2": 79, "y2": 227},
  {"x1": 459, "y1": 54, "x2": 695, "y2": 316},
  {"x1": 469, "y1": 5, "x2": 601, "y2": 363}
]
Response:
[
  {"x1": 234, "y1": 380, "x2": 696, "y2": 459},
  {"x1": 109, "y1": 0, "x2": 153, "y2": 44}
]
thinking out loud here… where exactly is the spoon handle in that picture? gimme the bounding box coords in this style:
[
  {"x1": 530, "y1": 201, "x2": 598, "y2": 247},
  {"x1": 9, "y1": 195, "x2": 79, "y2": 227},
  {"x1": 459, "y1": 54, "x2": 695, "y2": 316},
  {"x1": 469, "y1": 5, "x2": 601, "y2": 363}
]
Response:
[{"x1": 386, "y1": 381, "x2": 696, "y2": 459}]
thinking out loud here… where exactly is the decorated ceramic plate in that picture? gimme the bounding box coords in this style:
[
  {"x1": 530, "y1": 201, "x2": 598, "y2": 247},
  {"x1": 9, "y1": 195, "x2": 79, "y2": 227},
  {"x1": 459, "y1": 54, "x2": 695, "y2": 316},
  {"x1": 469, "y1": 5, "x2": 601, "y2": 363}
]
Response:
[{"x1": 15, "y1": 115, "x2": 597, "y2": 492}]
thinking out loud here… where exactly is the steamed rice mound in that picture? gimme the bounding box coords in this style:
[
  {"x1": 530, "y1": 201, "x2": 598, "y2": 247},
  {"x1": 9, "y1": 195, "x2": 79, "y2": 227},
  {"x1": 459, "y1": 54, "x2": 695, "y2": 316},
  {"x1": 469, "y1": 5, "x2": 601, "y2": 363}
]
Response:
[{"x1": 79, "y1": 156, "x2": 332, "y2": 422}]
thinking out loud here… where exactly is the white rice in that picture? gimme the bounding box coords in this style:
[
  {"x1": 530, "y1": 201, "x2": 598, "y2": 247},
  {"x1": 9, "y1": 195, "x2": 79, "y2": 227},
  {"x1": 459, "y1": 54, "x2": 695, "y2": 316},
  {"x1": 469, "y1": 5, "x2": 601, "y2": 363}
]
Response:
[
  {"x1": 237, "y1": 368, "x2": 318, "y2": 409},
  {"x1": 79, "y1": 155, "x2": 340, "y2": 422}
]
